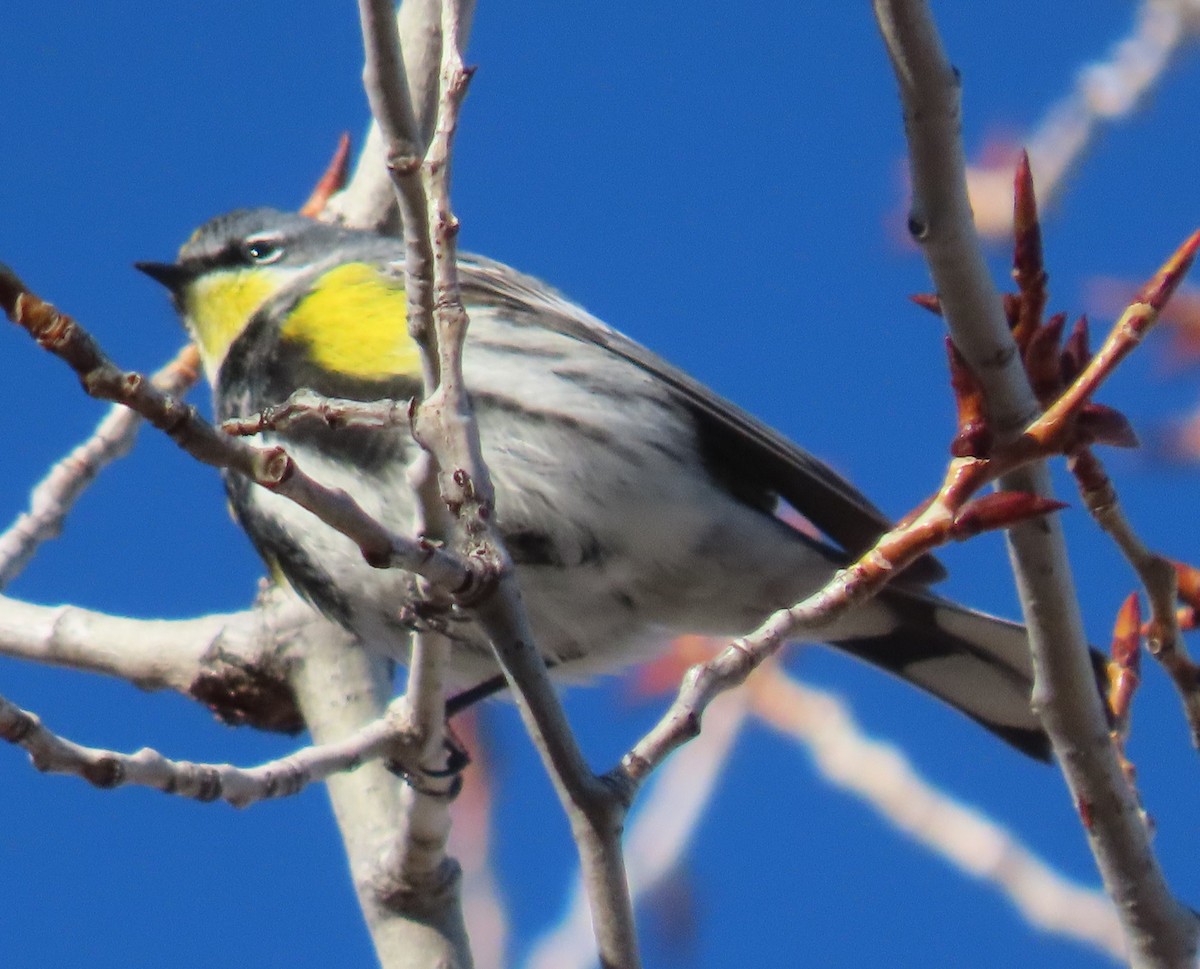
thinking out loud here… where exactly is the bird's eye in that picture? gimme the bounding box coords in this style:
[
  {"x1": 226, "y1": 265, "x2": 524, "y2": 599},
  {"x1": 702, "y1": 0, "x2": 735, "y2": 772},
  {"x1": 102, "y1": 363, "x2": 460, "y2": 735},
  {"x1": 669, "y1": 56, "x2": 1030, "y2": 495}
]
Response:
[{"x1": 243, "y1": 236, "x2": 284, "y2": 264}]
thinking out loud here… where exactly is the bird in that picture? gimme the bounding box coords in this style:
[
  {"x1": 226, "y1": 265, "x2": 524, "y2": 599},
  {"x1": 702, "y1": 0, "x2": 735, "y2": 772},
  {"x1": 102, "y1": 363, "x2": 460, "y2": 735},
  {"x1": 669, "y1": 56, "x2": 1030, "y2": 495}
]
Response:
[{"x1": 137, "y1": 206, "x2": 1055, "y2": 759}]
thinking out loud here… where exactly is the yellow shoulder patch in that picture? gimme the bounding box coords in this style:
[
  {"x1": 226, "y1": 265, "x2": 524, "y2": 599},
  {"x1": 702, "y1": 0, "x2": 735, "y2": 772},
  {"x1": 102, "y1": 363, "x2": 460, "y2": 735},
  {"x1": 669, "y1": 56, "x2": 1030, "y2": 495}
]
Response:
[{"x1": 281, "y1": 262, "x2": 420, "y2": 380}]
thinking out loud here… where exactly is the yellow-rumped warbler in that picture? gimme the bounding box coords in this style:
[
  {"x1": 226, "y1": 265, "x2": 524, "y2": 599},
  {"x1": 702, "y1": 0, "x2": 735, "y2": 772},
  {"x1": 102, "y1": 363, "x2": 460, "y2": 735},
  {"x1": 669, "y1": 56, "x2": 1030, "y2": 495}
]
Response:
[{"x1": 138, "y1": 207, "x2": 1052, "y2": 758}]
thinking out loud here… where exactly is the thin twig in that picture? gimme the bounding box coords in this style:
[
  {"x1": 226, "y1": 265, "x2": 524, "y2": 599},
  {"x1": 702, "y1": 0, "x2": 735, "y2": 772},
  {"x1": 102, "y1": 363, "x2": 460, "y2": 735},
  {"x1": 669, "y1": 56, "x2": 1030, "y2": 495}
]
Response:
[
  {"x1": 0, "y1": 343, "x2": 200, "y2": 589},
  {"x1": 222, "y1": 389, "x2": 411, "y2": 436},
  {"x1": 0, "y1": 586, "x2": 314, "y2": 733},
  {"x1": 620, "y1": 299, "x2": 1186, "y2": 781},
  {"x1": 873, "y1": 2, "x2": 1200, "y2": 965},
  {"x1": 354, "y1": 4, "x2": 476, "y2": 965},
  {"x1": 525, "y1": 688, "x2": 747, "y2": 969},
  {"x1": 0, "y1": 682, "x2": 421, "y2": 808},
  {"x1": 1012, "y1": 153, "x2": 1200, "y2": 750},
  {"x1": 289, "y1": 617, "x2": 472, "y2": 968},
  {"x1": 0, "y1": 266, "x2": 478, "y2": 597},
  {"x1": 358, "y1": 0, "x2": 436, "y2": 371},
  {"x1": 367, "y1": 1, "x2": 644, "y2": 963},
  {"x1": 299, "y1": 133, "x2": 353, "y2": 218},
  {"x1": 326, "y1": 0, "x2": 477, "y2": 232},
  {"x1": 1073, "y1": 451, "x2": 1200, "y2": 746}
]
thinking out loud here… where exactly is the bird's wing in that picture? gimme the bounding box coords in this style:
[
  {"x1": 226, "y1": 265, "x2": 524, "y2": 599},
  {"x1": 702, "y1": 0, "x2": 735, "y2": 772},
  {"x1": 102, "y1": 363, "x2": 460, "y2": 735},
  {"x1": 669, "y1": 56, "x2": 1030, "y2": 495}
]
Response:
[{"x1": 457, "y1": 254, "x2": 946, "y2": 584}]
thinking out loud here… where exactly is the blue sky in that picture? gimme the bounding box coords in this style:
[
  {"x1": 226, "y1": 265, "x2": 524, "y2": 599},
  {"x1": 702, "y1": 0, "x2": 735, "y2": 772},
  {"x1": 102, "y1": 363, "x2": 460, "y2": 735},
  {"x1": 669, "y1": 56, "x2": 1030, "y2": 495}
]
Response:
[{"x1": 1, "y1": 3, "x2": 1198, "y2": 967}]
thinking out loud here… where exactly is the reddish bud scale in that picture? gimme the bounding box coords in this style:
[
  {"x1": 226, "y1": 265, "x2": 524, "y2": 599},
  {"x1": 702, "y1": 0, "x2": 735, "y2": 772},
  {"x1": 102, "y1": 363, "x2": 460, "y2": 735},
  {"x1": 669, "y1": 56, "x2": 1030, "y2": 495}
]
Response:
[
  {"x1": 1002, "y1": 293, "x2": 1022, "y2": 332},
  {"x1": 909, "y1": 293, "x2": 942, "y2": 315},
  {"x1": 1010, "y1": 153, "x2": 1049, "y2": 351},
  {"x1": 1012, "y1": 307, "x2": 1049, "y2": 354},
  {"x1": 1067, "y1": 448, "x2": 1111, "y2": 495},
  {"x1": 1012, "y1": 284, "x2": 1051, "y2": 345},
  {"x1": 1110, "y1": 593, "x2": 1142, "y2": 670},
  {"x1": 1075, "y1": 404, "x2": 1139, "y2": 449},
  {"x1": 1011, "y1": 152, "x2": 1044, "y2": 275},
  {"x1": 1023, "y1": 312, "x2": 1067, "y2": 405},
  {"x1": 1060, "y1": 316, "x2": 1092, "y2": 385},
  {"x1": 1036, "y1": 232, "x2": 1200, "y2": 448},
  {"x1": 1108, "y1": 667, "x2": 1140, "y2": 725},
  {"x1": 1011, "y1": 302, "x2": 1045, "y2": 354},
  {"x1": 945, "y1": 338, "x2": 992, "y2": 458},
  {"x1": 1179, "y1": 606, "x2": 1198, "y2": 631},
  {"x1": 950, "y1": 491, "x2": 1067, "y2": 539},
  {"x1": 950, "y1": 424, "x2": 993, "y2": 460},
  {"x1": 299, "y1": 132, "x2": 352, "y2": 218},
  {"x1": 1134, "y1": 229, "x2": 1200, "y2": 313},
  {"x1": 1174, "y1": 561, "x2": 1200, "y2": 610}
]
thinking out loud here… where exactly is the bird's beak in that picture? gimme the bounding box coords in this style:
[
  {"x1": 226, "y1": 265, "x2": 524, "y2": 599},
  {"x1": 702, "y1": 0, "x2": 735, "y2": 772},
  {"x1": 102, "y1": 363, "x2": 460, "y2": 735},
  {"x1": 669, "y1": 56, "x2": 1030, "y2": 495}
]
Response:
[{"x1": 134, "y1": 260, "x2": 194, "y2": 296}]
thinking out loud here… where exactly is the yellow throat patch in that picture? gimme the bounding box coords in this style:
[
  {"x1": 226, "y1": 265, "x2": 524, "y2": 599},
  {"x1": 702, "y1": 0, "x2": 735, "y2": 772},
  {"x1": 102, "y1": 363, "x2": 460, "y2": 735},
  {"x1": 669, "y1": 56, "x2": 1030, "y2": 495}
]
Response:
[
  {"x1": 185, "y1": 262, "x2": 418, "y2": 381},
  {"x1": 184, "y1": 269, "x2": 282, "y2": 375}
]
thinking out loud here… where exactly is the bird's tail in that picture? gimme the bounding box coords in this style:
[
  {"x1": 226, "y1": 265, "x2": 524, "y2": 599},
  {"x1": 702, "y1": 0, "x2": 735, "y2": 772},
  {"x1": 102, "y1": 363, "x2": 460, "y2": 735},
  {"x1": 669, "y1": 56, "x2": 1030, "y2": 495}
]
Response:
[{"x1": 830, "y1": 588, "x2": 1072, "y2": 761}]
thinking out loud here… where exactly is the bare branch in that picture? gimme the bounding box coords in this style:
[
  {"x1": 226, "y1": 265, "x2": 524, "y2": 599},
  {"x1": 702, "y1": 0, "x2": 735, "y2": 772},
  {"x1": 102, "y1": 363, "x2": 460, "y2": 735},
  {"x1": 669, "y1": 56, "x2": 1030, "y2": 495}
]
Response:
[
  {"x1": 0, "y1": 595, "x2": 241, "y2": 690},
  {"x1": 0, "y1": 343, "x2": 200, "y2": 589},
  {"x1": 751, "y1": 669, "x2": 1126, "y2": 961},
  {"x1": 872, "y1": 1, "x2": 1200, "y2": 964},
  {"x1": 290, "y1": 620, "x2": 472, "y2": 969},
  {"x1": 526, "y1": 689, "x2": 747, "y2": 969},
  {"x1": 1027, "y1": 232, "x2": 1200, "y2": 449},
  {"x1": 622, "y1": 317, "x2": 1154, "y2": 782},
  {"x1": 357, "y1": 0, "x2": 642, "y2": 963},
  {"x1": 327, "y1": 0, "x2": 476, "y2": 232},
  {"x1": 353, "y1": 5, "x2": 478, "y2": 966},
  {"x1": 356, "y1": 0, "x2": 436, "y2": 378},
  {"x1": 0, "y1": 267, "x2": 478, "y2": 596},
  {"x1": 352, "y1": 1, "x2": 466, "y2": 914},
  {"x1": 0, "y1": 679, "x2": 421, "y2": 808},
  {"x1": 0, "y1": 588, "x2": 311, "y2": 732},
  {"x1": 222, "y1": 389, "x2": 411, "y2": 436},
  {"x1": 1073, "y1": 452, "x2": 1200, "y2": 746}
]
